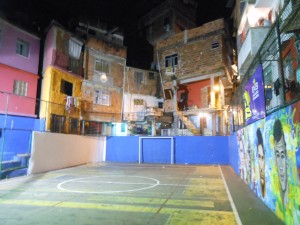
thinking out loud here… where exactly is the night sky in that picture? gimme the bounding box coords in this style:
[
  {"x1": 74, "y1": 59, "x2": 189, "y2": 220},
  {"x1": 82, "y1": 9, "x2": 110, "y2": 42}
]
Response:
[{"x1": 0, "y1": 0, "x2": 235, "y2": 68}]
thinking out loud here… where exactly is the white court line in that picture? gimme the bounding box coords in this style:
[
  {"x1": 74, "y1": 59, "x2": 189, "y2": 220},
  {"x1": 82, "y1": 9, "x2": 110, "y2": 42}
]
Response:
[
  {"x1": 219, "y1": 165, "x2": 243, "y2": 225},
  {"x1": 57, "y1": 175, "x2": 160, "y2": 194}
]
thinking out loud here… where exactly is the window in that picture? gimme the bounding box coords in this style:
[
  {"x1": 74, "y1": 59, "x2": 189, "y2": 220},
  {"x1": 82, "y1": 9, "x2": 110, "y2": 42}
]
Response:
[
  {"x1": 149, "y1": 72, "x2": 155, "y2": 80},
  {"x1": 69, "y1": 118, "x2": 79, "y2": 134},
  {"x1": 61, "y1": 79, "x2": 73, "y2": 96},
  {"x1": 165, "y1": 54, "x2": 178, "y2": 68},
  {"x1": 81, "y1": 121, "x2": 102, "y2": 135},
  {"x1": 95, "y1": 59, "x2": 110, "y2": 74},
  {"x1": 50, "y1": 114, "x2": 66, "y2": 133},
  {"x1": 13, "y1": 80, "x2": 28, "y2": 96},
  {"x1": 134, "y1": 71, "x2": 145, "y2": 86},
  {"x1": 94, "y1": 89, "x2": 110, "y2": 106},
  {"x1": 211, "y1": 41, "x2": 220, "y2": 49},
  {"x1": 68, "y1": 37, "x2": 83, "y2": 59},
  {"x1": 164, "y1": 16, "x2": 170, "y2": 31},
  {"x1": 16, "y1": 39, "x2": 29, "y2": 57}
]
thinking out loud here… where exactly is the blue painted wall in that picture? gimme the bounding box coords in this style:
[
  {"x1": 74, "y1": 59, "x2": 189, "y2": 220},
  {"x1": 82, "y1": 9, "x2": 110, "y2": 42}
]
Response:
[
  {"x1": 175, "y1": 136, "x2": 229, "y2": 165},
  {"x1": 228, "y1": 133, "x2": 239, "y2": 175},
  {"x1": 0, "y1": 115, "x2": 45, "y2": 161},
  {"x1": 106, "y1": 136, "x2": 229, "y2": 165}
]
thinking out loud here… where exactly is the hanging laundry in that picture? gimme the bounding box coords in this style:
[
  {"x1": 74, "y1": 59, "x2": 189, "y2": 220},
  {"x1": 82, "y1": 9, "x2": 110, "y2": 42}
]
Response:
[{"x1": 66, "y1": 96, "x2": 75, "y2": 112}]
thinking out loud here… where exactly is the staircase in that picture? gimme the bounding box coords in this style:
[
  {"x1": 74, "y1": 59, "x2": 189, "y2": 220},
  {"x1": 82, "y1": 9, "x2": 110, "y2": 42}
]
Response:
[{"x1": 177, "y1": 111, "x2": 200, "y2": 135}]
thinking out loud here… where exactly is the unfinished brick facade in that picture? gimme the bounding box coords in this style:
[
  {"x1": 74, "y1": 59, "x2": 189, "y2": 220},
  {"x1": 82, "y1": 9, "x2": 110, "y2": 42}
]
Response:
[
  {"x1": 155, "y1": 18, "x2": 231, "y2": 82},
  {"x1": 81, "y1": 37, "x2": 127, "y2": 123}
]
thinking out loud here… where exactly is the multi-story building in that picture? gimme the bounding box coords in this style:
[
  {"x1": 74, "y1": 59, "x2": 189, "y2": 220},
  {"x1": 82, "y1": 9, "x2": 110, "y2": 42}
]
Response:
[
  {"x1": 0, "y1": 17, "x2": 40, "y2": 117},
  {"x1": 123, "y1": 67, "x2": 162, "y2": 136},
  {"x1": 79, "y1": 25, "x2": 127, "y2": 136},
  {"x1": 0, "y1": 17, "x2": 41, "y2": 178},
  {"x1": 128, "y1": 0, "x2": 197, "y2": 46},
  {"x1": 40, "y1": 21, "x2": 84, "y2": 134},
  {"x1": 125, "y1": 0, "x2": 198, "y2": 69},
  {"x1": 154, "y1": 18, "x2": 235, "y2": 135},
  {"x1": 77, "y1": 21, "x2": 162, "y2": 136}
]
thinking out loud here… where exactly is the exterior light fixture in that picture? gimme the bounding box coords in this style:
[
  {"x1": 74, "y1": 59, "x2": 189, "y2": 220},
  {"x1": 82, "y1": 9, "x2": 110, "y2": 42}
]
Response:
[
  {"x1": 100, "y1": 72, "x2": 108, "y2": 83},
  {"x1": 213, "y1": 85, "x2": 220, "y2": 92}
]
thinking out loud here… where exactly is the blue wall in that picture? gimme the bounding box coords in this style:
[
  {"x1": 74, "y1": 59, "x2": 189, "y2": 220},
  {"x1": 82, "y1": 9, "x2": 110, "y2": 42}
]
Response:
[
  {"x1": 0, "y1": 115, "x2": 45, "y2": 161},
  {"x1": 106, "y1": 136, "x2": 229, "y2": 165},
  {"x1": 228, "y1": 133, "x2": 239, "y2": 175}
]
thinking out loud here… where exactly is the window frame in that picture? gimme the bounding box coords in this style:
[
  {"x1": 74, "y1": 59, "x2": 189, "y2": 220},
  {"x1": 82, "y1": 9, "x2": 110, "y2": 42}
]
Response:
[
  {"x1": 13, "y1": 80, "x2": 28, "y2": 96},
  {"x1": 94, "y1": 89, "x2": 110, "y2": 106},
  {"x1": 134, "y1": 71, "x2": 145, "y2": 86},
  {"x1": 60, "y1": 79, "x2": 73, "y2": 96},
  {"x1": 165, "y1": 54, "x2": 178, "y2": 68},
  {"x1": 95, "y1": 58, "x2": 110, "y2": 74},
  {"x1": 16, "y1": 39, "x2": 30, "y2": 58}
]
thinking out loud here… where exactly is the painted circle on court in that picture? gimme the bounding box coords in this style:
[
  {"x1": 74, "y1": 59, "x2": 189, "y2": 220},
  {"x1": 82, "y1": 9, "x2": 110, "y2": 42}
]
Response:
[{"x1": 57, "y1": 175, "x2": 160, "y2": 194}]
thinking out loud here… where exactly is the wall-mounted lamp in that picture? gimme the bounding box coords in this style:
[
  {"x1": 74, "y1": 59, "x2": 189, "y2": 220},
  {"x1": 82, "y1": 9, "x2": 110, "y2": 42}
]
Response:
[
  {"x1": 100, "y1": 72, "x2": 108, "y2": 83},
  {"x1": 213, "y1": 85, "x2": 220, "y2": 92}
]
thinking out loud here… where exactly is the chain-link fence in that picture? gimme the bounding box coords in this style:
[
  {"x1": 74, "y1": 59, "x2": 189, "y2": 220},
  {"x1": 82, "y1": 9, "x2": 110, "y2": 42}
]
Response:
[{"x1": 231, "y1": 0, "x2": 300, "y2": 131}]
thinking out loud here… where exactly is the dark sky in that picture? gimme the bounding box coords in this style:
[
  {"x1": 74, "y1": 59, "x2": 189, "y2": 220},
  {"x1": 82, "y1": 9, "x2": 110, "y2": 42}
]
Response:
[
  {"x1": 0, "y1": 0, "x2": 235, "y2": 69},
  {"x1": 0, "y1": 0, "x2": 235, "y2": 33}
]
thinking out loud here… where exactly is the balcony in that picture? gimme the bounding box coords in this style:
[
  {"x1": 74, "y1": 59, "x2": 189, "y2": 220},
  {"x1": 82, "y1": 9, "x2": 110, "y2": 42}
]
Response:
[
  {"x1": 255, "y1": 0, "x2": 274, "y2": 8},
  {"x1": 238, "y1": 26, "x2": 270, "y2": 75}
]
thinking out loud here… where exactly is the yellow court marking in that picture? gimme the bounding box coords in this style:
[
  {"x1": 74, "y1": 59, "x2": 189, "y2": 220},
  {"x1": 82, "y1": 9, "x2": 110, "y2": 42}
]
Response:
[
  {"x1": 89, "y1": 196, "x2": 214, "y2": 208},
  {"x1": 0, "y1": 199, "x2": 235, "y2": 225},
  {"x1": 0, "y1": 199, "x2": 224, "y2": 214}
]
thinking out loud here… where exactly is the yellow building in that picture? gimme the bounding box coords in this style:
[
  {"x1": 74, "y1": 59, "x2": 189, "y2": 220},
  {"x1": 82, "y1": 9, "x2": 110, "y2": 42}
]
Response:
[{"x1": 40, "y1": 21, "x2": 84, "y2": 134}]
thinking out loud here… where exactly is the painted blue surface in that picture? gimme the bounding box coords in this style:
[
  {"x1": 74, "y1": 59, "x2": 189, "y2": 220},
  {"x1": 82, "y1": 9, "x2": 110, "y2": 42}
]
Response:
[
  {"x1": 175, "y1": 136, "x2": 229, "y2": 165},
  {"x1": 228, "y1": 133, "x2": 239, "y2": 175},
  {"x1": 0, "y1": 115, "x2": 45, "y2": 166},
  {"x1": 106, "y1": 136, "x2": 139, "y2": 163},
  {"x1": 142, "y1": 138, "x2": 172, "y2": 163},
  {"x1": 106, "y1": 136, "x2": 229, "y2": 164}
]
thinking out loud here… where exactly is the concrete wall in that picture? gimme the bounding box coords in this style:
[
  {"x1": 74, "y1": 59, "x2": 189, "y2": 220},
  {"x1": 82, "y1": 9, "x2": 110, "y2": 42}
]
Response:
[{"x1": 28, "y1": 132, "x2": 106, "y2": 174}]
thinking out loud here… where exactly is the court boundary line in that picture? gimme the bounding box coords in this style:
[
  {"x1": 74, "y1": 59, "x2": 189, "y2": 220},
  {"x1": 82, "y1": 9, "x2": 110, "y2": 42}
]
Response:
[{"x1": 219, "y1": 165, "x2": 243, "y2": 225}]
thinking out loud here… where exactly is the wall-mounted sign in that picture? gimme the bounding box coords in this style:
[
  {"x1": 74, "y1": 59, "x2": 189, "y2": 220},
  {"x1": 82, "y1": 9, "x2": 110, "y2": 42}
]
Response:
[{"x1": 243, "y1": 65, "x2": 266, "y2": 125}]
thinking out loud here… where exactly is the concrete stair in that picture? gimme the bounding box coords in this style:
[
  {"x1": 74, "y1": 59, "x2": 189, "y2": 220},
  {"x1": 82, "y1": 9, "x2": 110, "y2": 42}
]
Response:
[{"x1": 177, "y1": 111, "x2": 200, "y2": 135}]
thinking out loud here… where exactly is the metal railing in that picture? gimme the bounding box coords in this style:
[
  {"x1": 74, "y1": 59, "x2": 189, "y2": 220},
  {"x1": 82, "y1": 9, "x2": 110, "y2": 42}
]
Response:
[{"x1": 231, "y1": 0, "x2": 300, "y2": 131}]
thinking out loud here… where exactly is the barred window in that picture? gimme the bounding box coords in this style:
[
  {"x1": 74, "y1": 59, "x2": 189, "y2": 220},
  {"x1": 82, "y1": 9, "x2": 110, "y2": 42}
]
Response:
[
  {"x1": 13, "y1": 80, "x2": 28, "y2": 96},
  {"x1": 50, "y1": 114, "x2": 66, "y2": 133},
  {"x1": 69, "y1": 118, "x2": 79, "y2": 134}
]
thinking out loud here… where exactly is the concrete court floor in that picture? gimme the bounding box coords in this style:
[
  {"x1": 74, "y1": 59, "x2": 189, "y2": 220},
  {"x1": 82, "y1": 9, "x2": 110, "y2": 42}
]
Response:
[{"x1": 0, "y1": 163, "x2": 284, "y2": 225}]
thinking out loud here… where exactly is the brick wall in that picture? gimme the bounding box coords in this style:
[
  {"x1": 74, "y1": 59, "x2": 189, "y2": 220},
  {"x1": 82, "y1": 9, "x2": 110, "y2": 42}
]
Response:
[{"x1": 154, "y1": 18, "x2": 228, "y2": 82}]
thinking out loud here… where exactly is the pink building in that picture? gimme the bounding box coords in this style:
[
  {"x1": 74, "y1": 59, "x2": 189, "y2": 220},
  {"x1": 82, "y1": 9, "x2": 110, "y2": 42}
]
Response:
[{"x1": 0, "y1": 18, "x2": 40, "y2": 117}]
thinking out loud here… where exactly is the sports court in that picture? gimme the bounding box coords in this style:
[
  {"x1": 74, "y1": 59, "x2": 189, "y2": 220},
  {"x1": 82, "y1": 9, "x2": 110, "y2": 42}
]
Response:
[{"x1": 0, "y1": 163, "x2": 284, "y2": 225}]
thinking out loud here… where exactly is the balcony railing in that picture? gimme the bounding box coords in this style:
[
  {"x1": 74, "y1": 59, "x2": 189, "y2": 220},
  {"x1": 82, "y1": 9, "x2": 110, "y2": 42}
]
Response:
[{"x1": 238, "y1": 26, "x2": 271, "y2": 75}]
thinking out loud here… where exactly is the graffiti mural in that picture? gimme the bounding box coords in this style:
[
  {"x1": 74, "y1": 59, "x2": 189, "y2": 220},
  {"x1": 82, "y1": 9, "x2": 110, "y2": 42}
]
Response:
[{"x1": 236, "y1": 101, "x2": 300, "y2": 225}]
